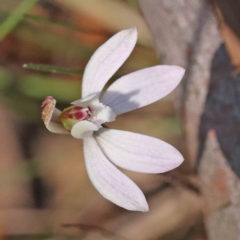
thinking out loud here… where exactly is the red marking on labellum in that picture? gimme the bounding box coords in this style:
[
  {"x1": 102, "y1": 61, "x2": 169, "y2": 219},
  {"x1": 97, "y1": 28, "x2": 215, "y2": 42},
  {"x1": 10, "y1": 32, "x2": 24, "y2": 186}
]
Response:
[
  {"x1": 59, "y1": 105, "x2": 91, "y2": 131},
  {"x1": 62, "y1": 106, "x2": 90, "y2": 121},
  {"x1": 63, "y1": 106, "x2": 90, "y2": 121}
]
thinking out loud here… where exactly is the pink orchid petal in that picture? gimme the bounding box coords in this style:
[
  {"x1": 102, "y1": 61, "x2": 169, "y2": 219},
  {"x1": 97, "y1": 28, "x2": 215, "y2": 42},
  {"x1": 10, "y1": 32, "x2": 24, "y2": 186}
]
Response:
[
  {"x1": 101, "y1": 65, "x2": 185, "y2": 115},
  {"x1": 71, "y1": 93, "x2": 98, "y2": 106},
  {"x1": 71, "y1": 121, "x2": 98, "y2": 139},
  {"x1": 83, "y1": 137, "x2": 149, "y2": 211},
  {"x1": 82, "y1": 27, "x2": 138, "y2": 97},
  {"x1": 95, "y1": 128, "x2": 184, "y2": 173}
]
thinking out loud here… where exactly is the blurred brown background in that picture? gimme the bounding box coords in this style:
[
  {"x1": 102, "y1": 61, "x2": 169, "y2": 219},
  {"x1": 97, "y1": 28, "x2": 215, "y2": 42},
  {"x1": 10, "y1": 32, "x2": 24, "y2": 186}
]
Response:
[{"x1": 0, "y1": 0, "x2": 240, "y2": 239}]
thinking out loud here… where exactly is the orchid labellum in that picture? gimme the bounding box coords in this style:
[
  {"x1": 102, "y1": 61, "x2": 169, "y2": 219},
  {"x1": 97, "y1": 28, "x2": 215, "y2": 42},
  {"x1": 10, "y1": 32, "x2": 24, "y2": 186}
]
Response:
[{"x1": 41, "y1": 27, "x2": 185, "y2": 212}]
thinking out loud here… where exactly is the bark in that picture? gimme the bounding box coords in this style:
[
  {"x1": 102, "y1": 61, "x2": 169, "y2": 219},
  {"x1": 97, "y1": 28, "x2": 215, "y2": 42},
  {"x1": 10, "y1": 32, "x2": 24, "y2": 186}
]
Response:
[{"x1": 139, "y1": 0, "x2": 240, "y2": 239}]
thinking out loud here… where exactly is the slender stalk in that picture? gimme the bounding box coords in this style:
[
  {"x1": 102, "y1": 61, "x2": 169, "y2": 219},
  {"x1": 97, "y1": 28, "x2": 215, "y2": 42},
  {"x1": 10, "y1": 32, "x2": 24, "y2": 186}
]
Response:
[
  {"x1": 0, "y1": 0, "x2": 38, "y2": 40},
  {"x1": 23, "y1": 63, "x2": 83, "y2": 75}
]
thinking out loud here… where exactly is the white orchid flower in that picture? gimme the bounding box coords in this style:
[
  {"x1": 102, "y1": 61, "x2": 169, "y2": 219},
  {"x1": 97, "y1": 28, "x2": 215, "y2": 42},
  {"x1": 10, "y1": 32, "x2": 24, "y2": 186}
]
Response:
[{"x1": 41, "y1": 27, "x2": 185, "y2": 212}]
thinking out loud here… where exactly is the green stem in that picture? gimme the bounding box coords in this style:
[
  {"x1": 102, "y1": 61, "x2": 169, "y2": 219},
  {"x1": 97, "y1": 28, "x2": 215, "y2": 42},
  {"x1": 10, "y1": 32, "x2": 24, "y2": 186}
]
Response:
[
  {"x1": 0, "y1": 0, "x2": 37, "y2": 40},
  {"x1": 23, "y1": 63, "x2": 84, "y2": 75}
]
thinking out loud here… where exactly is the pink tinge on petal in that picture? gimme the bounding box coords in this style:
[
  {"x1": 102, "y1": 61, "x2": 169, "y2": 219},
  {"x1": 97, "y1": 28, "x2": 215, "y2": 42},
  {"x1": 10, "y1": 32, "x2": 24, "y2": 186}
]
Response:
[
  {"x1": 82, "y1": 27, "x2": 138, "y2": 97},
  {"x1": 83, "y1": 136, "x2": 149, "y2": 211},
  {"x1": 95, "y1": 128, "x2": 184, "y2": 174},
  {"x1": 71, "y1": 93, "x2": 98, "y2": 106},
  {"x1": 101, "y1": 65, "x2": 185, "y2": 115}
]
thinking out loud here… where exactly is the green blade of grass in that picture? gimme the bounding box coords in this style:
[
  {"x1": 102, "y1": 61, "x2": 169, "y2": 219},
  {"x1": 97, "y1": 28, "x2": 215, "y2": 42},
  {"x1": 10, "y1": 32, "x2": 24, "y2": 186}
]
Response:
[
  {"x1": 23, "y1": 63, "x2": 84, "y2": 75},
  {"x1": 0, "y1": 0, "x2": 38, "y2": 40},
  {"x1": 25, "y1": 13, "x2": 86, "y2": 31},
  {"x1": 24, "y1": 13, "x2": 106, "y2": 36},
  {"x1": 19, "y1": 74, "x2": 81, "y2": 101},
  {"x1": 0, "y1": 9, "x2": 107, "y2": 36}
]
